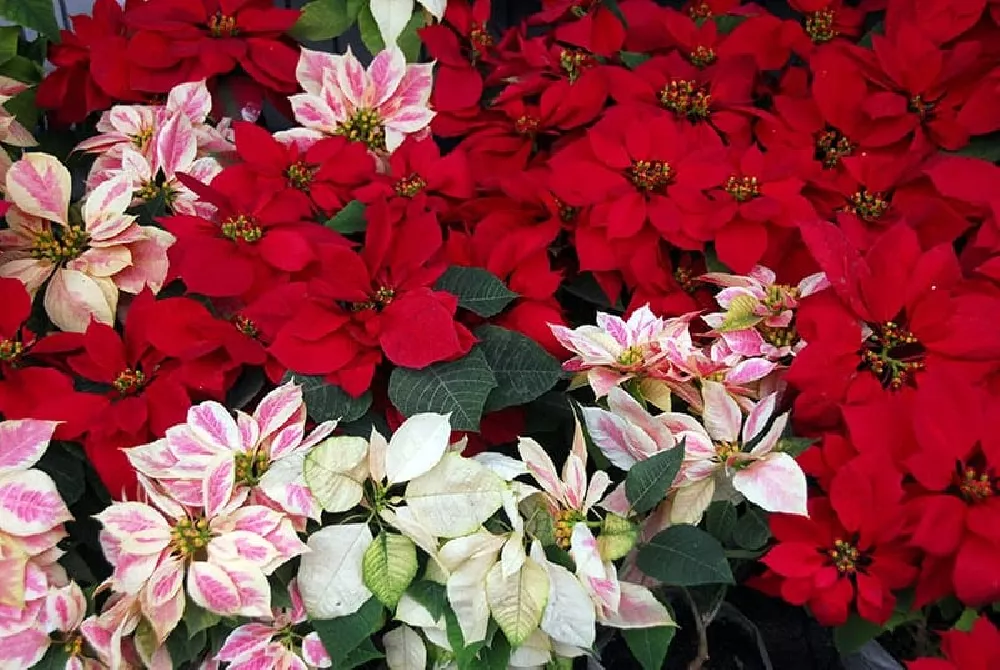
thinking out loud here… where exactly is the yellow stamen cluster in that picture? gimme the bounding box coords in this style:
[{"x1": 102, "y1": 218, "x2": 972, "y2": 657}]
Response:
[
  {"x1": 221, "y1": 214, "x2": 263, "y2": 243},
  {"x1": 805, "y1": 10, "x2": 837, "y2": 43},
  {"x1": 394, "y1": 174, "x2": 427, "y2": 198},
  {"x1": 0, "y1": 339, "x2": 23, "y2": 363},
  {"x1": 848, "y1": 189, "x2": 890, "y2": 222},
  {"x1": 909, "y1": 95, "x2": 934, "y2": 119},
  {"x1": 861, "y1": 320, "x2": 924, "y2": 390},
  {"x1": 130, "y1": 127, "x2": 154, "y2": 152},
  {"x1": 64, "y1": 635, "x2": 84, "y2": 657},
  {"x1": 828, "y1": 538, "x2": 860, "y2": 574},
  {"x1": 660, "y1": 80, "x2": 712, "y2": 120},
  {"x1": 715, "y1": 441, "x2": 741, "y2": 462},
  {"x1": 816, "y1": 129, "x2": 853, "y2": 168},
  {"x1": 689, "y1": 46, "x2": 716, "y2": 68},
  {"x1": 560, "y1": 50, "x2": 594, "y2": 84},
  {"x1": 113, "y1": 368, "x2": 146, "y2": 396},
  {"x1": 628, "y1": 159, "x2": 673, "y2": 192},
  {"x1": 674, "y1": 266, "x2": 695, "y2": 293},
  {"x1": 469, "y1": 23, "x2": 493, "y2": 59},
  {"x1": 689, "y1": 2, "x2": 712, "y2": 19},
  {"x1": 616, "y1": 345, "x2": 645, "y2": 368},
  {"x1": 208, "y1": 12, "x2": 238, "y2": 37},
  {"x1": 170, "y1": 517, "x2": 212, "y2": 558},
  {"x1": 555, "y1": 198, "x2": 578, "y2": 223},
  {"x1": 759, "y1": 323, "x2": 799, "y2": 349},
  {"x1": 353, "y1": 286, "x2": 396, "y2": 312},
  {"x1": 725, "y1": 175, "x2": 760, "y2": 202},
  {"x1": 30, "y1": 225, "x2": 89, "y2": 263},
  {"x1": 336, "y1": 109, "x2": 387, "y2": 152},
  {"x1": 554, "y1": 508, "x2": 584, "y2": 549},
  {"x1": 234, "y1": 450, "x2": 270, "y2": 486},
  {"x1": 286, "y1": 162, "x2": 315, "y2": 191},
  {"x1": 514, "y1": 115, "x2": 540, "y2": 136},
  {"x1": 233, "y1": 315, "x2": 260, "y2": 339},
  {"x1": 959, "y1": 467, "x2": 994, "y2": 502}
]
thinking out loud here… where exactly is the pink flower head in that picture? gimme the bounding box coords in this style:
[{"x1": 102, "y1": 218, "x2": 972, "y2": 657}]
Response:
[
  {"x1": 214, "y1": 580, "x2": 331, "y2": 670},
  {"x1": 550, "y1": 304, "x2": 677, "y2": 397},
  {"x1": 581, "y1": 386, "x2": 680, "y2": 471},
  {"x1": 126, "y1": 381, "x2": 337, "y2": 526},
  {"x1": 0, "y1": 154, "x2": 175, "y2": 332},
  {"x1": 663, "y1": 381, "x2": 807, "y2": 523},
  {"x1": 701, "y1": 265, "x2": 829, "y2": 360},
  {"x1": 283, "y1": 46, "x2": 435, "y2": 154}
]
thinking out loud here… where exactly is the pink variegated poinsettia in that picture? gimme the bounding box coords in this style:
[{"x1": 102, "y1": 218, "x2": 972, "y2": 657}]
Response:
[
  {"x1": 0, "y1": 153, "x2": 175, "y2": 332},
  {"x1": 663, "y1": 381, "x2": 808, "y2": 524},
  {"x1": 550, "y1": 304, "x2": 684, "y2": 398},
  {"x1": 0, "y1": 76, "x2": 38, "y2": 184},
  {"x1": 701, "y1": 265, "x2": 829, "y2": 360},
  {"x1": 280, "y1": 46, "x2": 435, "y2": 154},
  {"x1": 95, "y1": 469, "x2": 308, "y2": 646},
  {"x1": 125, "y1": 381, "x2": 336, "y2": 527},
  {"x1": 80, "y1": 591, "x2": 171, "y2": 670},
  {"x1": 211, "y1": 580, "x2": 331, "y2": 670}
]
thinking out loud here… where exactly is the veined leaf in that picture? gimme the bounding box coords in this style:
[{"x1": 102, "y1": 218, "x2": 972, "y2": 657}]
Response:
[
  {"x1": 363, "y1": 532, "x2": 419, "y2": 609},
  {"x1": 388, "y1": 348, "x2": 497, "y2": 432},
  {"x1": 625, "y1": 439, "x2": 686, "y2": 514},
  {"x1": 637, "y1": 524, "x2": 734, "y2": 586},
  {"x1": 485, "y1": 558, "x2": 549, "y2": 647},
  {"x1": 435, "y1": 267, "x2": 518, "y2": 318}
]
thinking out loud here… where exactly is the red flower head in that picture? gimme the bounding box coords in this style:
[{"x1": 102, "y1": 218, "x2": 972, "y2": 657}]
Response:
[
  {"x1": 36, "y1": 0, "x2": 146, "y2": 125},
  {"x1": 0, "y1": 277, "x2": 35, "y2": 371},
  {"x1": 532, "y1": 0, "x2": 627, "y2": 57},
  {"x1": 760, "y1": 455, "x2": 917, "y2": 626},
  {"x1": 420, "y1": 0, "x2": 492, "y2": 115},
  {"x1": 789, "y1": 0, "x2": 864, "y2": 45},
  {"x1": 217, "y1": 283, "x2": 309, "y2": 383},
  {"x1": 387, "y1": 136, "x2": 474, "y2": 213},
  {"x1": 126, "y1": 0, "x2": 300, "y2": 96},
  {"x1": 908, "y1": 616, "x2": 1000, "y2": 670},
  {"x1": 164, "y1": 165, "x2": 345, "y2": 300}
]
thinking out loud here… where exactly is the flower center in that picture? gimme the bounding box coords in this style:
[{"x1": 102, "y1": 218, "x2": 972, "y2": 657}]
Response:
[
  {"x1": 515, "y1": 115, "x2": 540, "y2": 136},
  {"x1": 221, "y1": 214, "x2": 263, "y2": 243},
  {"x1": 689, "y1": 46, "x2": 716, "y2": 68},
  {"x1": 674, "y1": 266, "x2": 695, "y2": 293},
  {"x1": 560, "y1": 49, "x2": 595, "y2": 84},
  {"x1": 0, "y1": 338, "x2": 23, "y2": 363},
  {"x1": 208, "y1": 12, "x2": 238, "y2": 37},
  {"x1": 30, "y1": 225, "x2": 89, "y2": 263},
  {"x1": 628, "y1": 159, "x2": 673, "y2": 193},
  {"x1": 909, "y1": 95, "x2": 935, "y2": 120},
  {"x1": 136, "y1": 180, "x2": 177, "y2": 204},
  {"x1": 660, "y1": 80, "x2": 712, "y2": 120},
  {"x1": 234, "y1": 450, "x2": 270, "y2": 486},
  {"x1": 113, "y1": 368, "x2": 146, "y2": 396},
  {"x1": 805, "y1": 9, "x2": 837, "y2": 43},
  {"x1": 170, "y1": 517, "x2": 212, "y2": 559},
  {"x1": 816, "y1": 128, "x2": 853, "y2": 168},
  {"x1": 233, "y1": 315, "x2": 260, "y2": 339},
  {"x1": 570, "y1": 0, "x2": 597, "y2": 17},
  {"x1": 336, "y1": 109, "x2": 386, "y2": 152},
  {"x1": 859, "y1": 320, "x2": 925, "y2": 390},
  {"x1": 63, "y1": 634, "x2": 84, "y2": 657},
  {"x1": 469, "y1": 23, "x2": 493, "y2": 61},
  {"x1": 826, "y1": 538, "x2": 864, "y2": 574},
  {"x1": 616, "y1": 345, "x2": 645, "y2": 368},
  {"x1": 689, "y1": 2, "x2": 712, "y2": 19},
  {"x1": 847, "y1": 188, "x2": 890, "y2": 222},
  {"x1": 394, "y1": 174, "x2": 427, "y2": 197},
  {"x1": 555, "y1": 198, "x2": 578, "y2": 223},
  {"x1": 286, "y1": 162, "x2": 315, "y2": 191},
  {"x1": 353, "y1": 286, "x2": 396, "y2": 312},
  {"x1": 725, "y1": 175, "x2": 760, "y2": 202},
  {"x1": 130, "y1": 127, "x2": 154, "y2": 152},
  {"x1": 715, "y1": 441, "x2": 741, "y2": 462},
  {"x1": 554, "y1": 508, "x2": 585, "y2": 549},
  {"x1": 956, "y1": 465, "x2": 995, "y2": 503}
]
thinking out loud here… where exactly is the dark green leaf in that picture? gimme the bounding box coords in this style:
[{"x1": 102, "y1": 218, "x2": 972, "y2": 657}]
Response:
[
  {"x1": 476, "y1": 325, "x2": 561, "y2": 412},
  {"x1": 0, "y1": 54, "x2": 42, "y2": 83},
  {"x1": 480, "y1": 631, "x2": 512, "y2": 670},
  {"x1": 704, "y1": 244, "x2": 731, "y2": 274},
  {"x1": 444, "y1": 605, "x2": 487, "y2": 670},
  {"x1": 858, "y1": 21, "x2": 883, "y2": 48},
  {"x1": 604, "y1": 0, "x2": 627, "y2": 28},
  {"x1": 434, "y1": 267, "x2": 518, "y2": 318},
  {"x1": 283, "y1": 371, "x2": 373, "y2": 423},
  {"x1": 290, "y1": 0, "x2": 364, "y2": 41},
  {"x1": 714, "y1": 14, "x2": 748, "y2": 34},
  {"x1": 0, "y1": 26, "x2": 20, "y2": 66},
  {"x1": 357, "y1": 5, "x2": 386, "y2": 55},
  {"x1": 388, "y1": 347, "x2": 497, "y2": 431},
  {"x1": 637, "y1": 524, "x2": 735, "y2": 586},
  {"x1": 833, "y1": 614, "x2": 883, "y2": 655},
  {"x1": 562, "y1": 272, "x2": 621, "y2": 310},
  {"x1": 704, "y1": 501, "x2": 737, "y2": 545},
  {"x1": 310, "y1": 597, "x2": 385, "y2": 667},
  {"x1": 183, "y1": 600, "x2": 222, "y2": 639},
  {"x1": 625, "y1": 439, "x2": 686, "y2": 514},
  {"x1": 397, "y1": 10, "x2": 426, "y2": 62},
  {"x1": 165, "y1": 624, "x2": 206, "y2": 666},
  {"x1": 732, "y1": 505, "x2": 771, "y2": 551},
  {"x1": 0, "y1": 0, "x2": 61, "y2": 41},
  {"x1": 4, "y1": 86, "x2": 37, "y2": 135},
  {"x1": 339, "y1": 638, "x2": 384, "y2": 669},
  {"x1": 623, "y1": 625, "x2": 676, "y2": 670},
  {"x1": 225, "y1": 366, "x2": 266, "y2": 411},
  {"x1": 776, "y1": 436, "x2": 817, "y2": 458},
  {"x1": 35, "y1": 442, "x2": 85, "y2": 505},
  {"x1": 955, "y1": 607, "x2": 979, "y2": 632},
  {"x1": 619, "y1": 51, "x2": 650, "y2": 69},
  {"x1": 406, "y1": 580, "x2": 448, "y2": 620},
  {"x1": 33, "y1": 646, "x2": 71, "y2": 670},
  {"x1": 948, "y1": 133, "x2": 1000, "y2": 163},
  {"x1": 324, "y1": 200, "x2": 367, "y2": 234}
]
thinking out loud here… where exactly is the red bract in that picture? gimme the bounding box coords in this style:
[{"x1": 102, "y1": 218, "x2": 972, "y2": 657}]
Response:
[
  {"x1": 908, "y1": 616, "x2": 1000, "y2": 670},
  {"x1": 532, "y1": 0, "x2": 627, "y2": 57},
  {"x1": 126, "y1": 0, "x2": 300, "y2": 95},
  {"x1": 789, "y1": 0, "x2": 865, "y2": 45},
  {"x1": 419, "y1": 0, "x2": 492, "y2": 115},
  {"x1": 36, "y1": 0, "x2": 145, "y2": 125},
  {"x1": 163, "y1": 166, "x2": 343, "y2": 299},
  {"x1": 0, "y1": 277, "x2": 34, "y2": 371},
  {"x1": 386, "y1": 136, "x2": 474, "y2": 213},
  {"x1": 760, "y1": 456, "x2": 917, "y2": 625}
]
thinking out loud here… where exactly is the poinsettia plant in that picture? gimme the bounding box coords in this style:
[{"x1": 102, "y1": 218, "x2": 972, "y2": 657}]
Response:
[{"x1": 0, "y1": 0, "x2": 999, "y2": 668}]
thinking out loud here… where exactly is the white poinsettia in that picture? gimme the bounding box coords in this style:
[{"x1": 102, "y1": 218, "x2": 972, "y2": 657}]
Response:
[{"x1": 370, "y1": 0, "x2": 447, "y2": 49}]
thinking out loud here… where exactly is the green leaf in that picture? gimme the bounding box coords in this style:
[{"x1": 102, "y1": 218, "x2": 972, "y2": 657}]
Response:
[
  {"x1": 716, "y1": 294, "x2": 763, "y2": 332},
  {"x1": 33, "y1": 646, "x2": 71, "y2": 670},
  {"x1": 833, "y1": 614, "x2": 883, "y2": 655},
  {"x1": 4, "y1": 86, "x2": 37, "y2": 135},
  {"x1": 339, "y1": 638, "x2": 384, "y2": 669},
  {"x1": 406, "y1": 580, "x2": 448, "y2": 620},
  {"x1": 948, "y1": 132, "x2": 1000, "y2": 163},
  {"x1": 776, "y1": 436, "x2": 818, "y2": 458},
  {"x1": 0, "y1": 54, "x2": 42, "y2": 83},
  {"x1": 623, "y1": 624, "x2": 676, "y2": 670},
  {"x1": 597, "y1": 513, "x2": 638, "y2": 561},
  {"x1": 165, "y1": 624, "x2": 206, "y2": 667},
  {"x1": 224, "y1": 366, "x2": 266, "y2": 411},
  {"x1": 714, "y1": 14, "x2": 748, "y2": 34},
  {"x1": 637, "y1": 524, "x2": 735, "y2": 586},
  {"x1": 0, "y1": 0, "x2": 61, "y2": 40},
  {"x1": 183, "y1": 600, "x2": 221, "y2": 639},
  {"x1": 434, "y1": 267, "x2": 518, "y2": 318},
  {"x1": 619, "y1": 51, "x2": 650, "y2": 69},
  {"x1": 704, "y1": 501, "x2": 737, "y2": 545},
  {"x1": 324, "y1": 200, "x2": 368, "y2": 234},
  {"x1": 955, "y1": 607, "x2": 979, "y2": 632},
  {"x1": 0, "y1": 26, "x2": 20, "y2": 66},
  {"x1": 362, "y1": 531, "x2": 419, "y2": 609},
  {"x1": 397, "y1": 10, "x2": 426, "y2": 62},
  {"x1": 357, "y1": 5, "x2": 386, "y2": 55},
  {"x1": 703, "y1": 244, "x2": 731, "y2": 274},
  {"x1": 35, "y1": 441, "x2": 85, "y2": 506},
  {"x1": 858, "y1": 21, "x2": 883, "y2": 48},
  {"x1": 603, "y1": 0, "x2": 627, "y2": 28},
  {"x1": 625, "y1": 439, "x2": 686, "y2": 514},
  {"x1": 732, "y1": 505, "x2": 771, "y2": 551},
  {"x1": 282, "y1": 371, "x2": 372, "y2": 423},
  {"x1": 290, "y1": 0, "x2": 364, "y2": 41},
  {"x1": 444, "y1": 604, "x2": 487, "y2": 669},
  {"x1": 475, "y1": 325, "x2": 561, "y2": 412},
  {"x1": 310, "y1": 597, "x2": 385, "y2": 668},
  {"x1": 388, "y1": 347, "x2": 497, "y2": 431},
  {"x1": 480, "y1": 631, "x2": 512, "y2": 670}
]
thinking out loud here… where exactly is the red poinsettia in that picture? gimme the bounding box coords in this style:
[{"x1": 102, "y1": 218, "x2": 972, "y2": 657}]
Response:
[
  {"x1": 760, "y1": 455, "x2": 917, "y2": 625},
  {"x1": 789, "y1": 0, "x2": 864, "y2": 45},
  {"x1": 531, "y1": 0, "x2": 627, "y2": 57},
  {"x1": 36, "y1": 0, "x2": 146, "y2": 125},
  {"x1": 126, "y1": 0, "x2": 300, "y2": 95},
  {"x1": 908, "y1": 616, "x2": 1000, "y2": 670},
  {"x1": 419, "y1": 0, "x2": 493, "y2": 115},
  {"x1": 386, "y1": 136, "x2": 474, "y2": 213}
]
